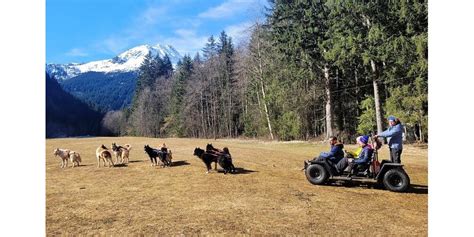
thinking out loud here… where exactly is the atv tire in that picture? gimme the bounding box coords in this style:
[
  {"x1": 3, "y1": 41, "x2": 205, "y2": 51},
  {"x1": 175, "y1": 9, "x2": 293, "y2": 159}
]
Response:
[
  {"x1": 383, "y1": 168, "x2": 410, "y2": 192},
  {"x1": 305, "y1": 164, "x2": 329, "y2": 185}
]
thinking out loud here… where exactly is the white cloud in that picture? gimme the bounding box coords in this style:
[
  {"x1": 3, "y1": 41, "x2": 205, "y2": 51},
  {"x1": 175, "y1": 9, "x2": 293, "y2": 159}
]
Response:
[
  {"x1": 161, "y1": 29, "x2": 208, "y2": 56},
  {"x1": 93, "y1": 5, "x2": 169, "y2": 55},
  {"x1": 65, "y1": 48, "x2": 88, "y2": 57},
  {"x1": 174, "y1": 29, "x2": 196, "y2": 38},
  {"x1": 198, "y1": 0, "x2": 255, "y2": 19},
  {"x1": 138, "y1": 6, "x2": 168, "y2": 26},
  {"x1": 225, "y1": 21, "x2": 254, "y2": 44},
  {"x1": 100, "y1": 37, "x2": 130, "y2": 54}
]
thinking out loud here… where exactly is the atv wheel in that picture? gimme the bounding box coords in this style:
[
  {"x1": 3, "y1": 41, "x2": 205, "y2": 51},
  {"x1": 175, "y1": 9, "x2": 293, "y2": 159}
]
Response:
[
  {"x1": 305, "y1": 164, "x2": 328, "y2": 185},
  {"x1": 383, "y1": 168, "x2": 410, "y2": 192}
]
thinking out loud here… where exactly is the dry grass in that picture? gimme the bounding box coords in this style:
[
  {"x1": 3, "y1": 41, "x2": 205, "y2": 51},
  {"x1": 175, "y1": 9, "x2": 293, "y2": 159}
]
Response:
[{"x1": 46, "y1": 137, "x2": 428, "y2": 235}]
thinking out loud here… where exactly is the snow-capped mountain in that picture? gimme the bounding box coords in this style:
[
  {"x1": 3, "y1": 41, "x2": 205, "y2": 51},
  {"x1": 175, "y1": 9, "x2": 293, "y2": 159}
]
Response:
[{"x1": 47, "y1": 44, "x2": 181, "y2": 80}]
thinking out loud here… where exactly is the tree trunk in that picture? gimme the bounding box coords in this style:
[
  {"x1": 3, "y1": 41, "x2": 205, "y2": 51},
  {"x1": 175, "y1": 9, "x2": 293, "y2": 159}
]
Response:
[
  {"x1": 324, "y1": 65, "x2": 334, "y2": 138},
  {"x1": 419, "y1": 122, "x2": 424, "y2": 143},
  {"x1": 200, "y1": 92, "x2": 206, "y2": 138},
  {"x1": 371, "y1": 59, "x2": 383, "y2": 134},
  {"x1": 228, "y1": 93, "x2": 233, "y2": 137},
  {"x1": 255, "y1": 30, "x2": 274, "y2": 140},
  {"x1": 355, "y1": 69, "x2": 360, "y2": 116},
  {"x1": 260, "y1": 80, "x2": 274, "y2": 140}
]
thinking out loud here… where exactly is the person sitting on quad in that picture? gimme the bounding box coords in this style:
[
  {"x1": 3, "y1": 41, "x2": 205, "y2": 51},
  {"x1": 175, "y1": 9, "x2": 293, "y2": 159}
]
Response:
[
  {"x1": 314, "y1": 136, "x2": 345, "y2": 166},
  {"x1": 345, "y1": 135, "x2": 374, "y2": 177},
  {"x1": 344, "y1": 147, "x2": 362, "y2": 158}
]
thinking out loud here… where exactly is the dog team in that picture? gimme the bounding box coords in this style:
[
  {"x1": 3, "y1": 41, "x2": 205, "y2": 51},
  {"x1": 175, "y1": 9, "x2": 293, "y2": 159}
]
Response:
[{"x1": 53, "y1": 143, "x2": 237, "y2": 174}]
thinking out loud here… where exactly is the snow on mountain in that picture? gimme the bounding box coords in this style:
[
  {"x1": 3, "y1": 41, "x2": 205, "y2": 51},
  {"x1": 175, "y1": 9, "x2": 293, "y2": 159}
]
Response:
[{"x1": 47, "y1": 44, "x2": 181, "y2": 80}]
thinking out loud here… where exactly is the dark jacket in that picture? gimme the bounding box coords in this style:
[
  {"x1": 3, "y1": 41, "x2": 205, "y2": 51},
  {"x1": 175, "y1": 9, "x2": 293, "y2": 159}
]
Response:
[
  {"x1": 353, "y1": 144, "x2": 374, "y2": 165},
  {"x1": 319, "y1": 143, "x2": 344, "y2": 163}
]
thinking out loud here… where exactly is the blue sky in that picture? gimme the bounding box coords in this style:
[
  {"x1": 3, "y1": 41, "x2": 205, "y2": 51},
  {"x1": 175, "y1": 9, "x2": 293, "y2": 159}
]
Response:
[{"x1": 46, "y1": 0, "x2": 268, "y2": 64}]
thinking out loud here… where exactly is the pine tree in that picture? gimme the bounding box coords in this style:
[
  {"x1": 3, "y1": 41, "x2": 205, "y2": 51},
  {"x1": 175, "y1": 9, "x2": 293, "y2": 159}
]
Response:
[
  {"x1": 202, "y1": 35, "x2": 218, "y2": 60},
  {"x1": 168, "y1": 55, "x2": 193, "y2": 136}
]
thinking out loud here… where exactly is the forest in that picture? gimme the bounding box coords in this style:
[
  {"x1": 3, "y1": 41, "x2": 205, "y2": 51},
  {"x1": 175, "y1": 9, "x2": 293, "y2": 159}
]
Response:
[
  {"x1": 61, "y1": 71, "x2": 138, "y2": 112},
  {"x1": 100, "y1": 0, "x2": 427, "y2": 142},
  {"x1": 46, "y1": 73, "x2": 103, "y2": 138}
]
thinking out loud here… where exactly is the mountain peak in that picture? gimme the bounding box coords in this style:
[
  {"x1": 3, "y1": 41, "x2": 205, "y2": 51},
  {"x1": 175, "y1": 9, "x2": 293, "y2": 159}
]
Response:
[{"x1": 47, "y1": 43, "x2": 182, "y2": 80}]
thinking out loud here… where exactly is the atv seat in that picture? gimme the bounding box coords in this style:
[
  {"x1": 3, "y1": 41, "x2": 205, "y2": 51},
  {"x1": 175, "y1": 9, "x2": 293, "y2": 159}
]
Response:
[{"x1": 349, "y1": 149, "x2": 375, "y2": 176}]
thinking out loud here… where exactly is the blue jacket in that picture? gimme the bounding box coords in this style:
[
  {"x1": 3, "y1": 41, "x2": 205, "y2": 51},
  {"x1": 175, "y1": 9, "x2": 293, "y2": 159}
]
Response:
[
  {"x1": 379, "y1": 123, "x2": 404, "y2": 149},
  {"x1": 319, "y1": 143, "x2": 344, "y2": 163},
  {"x1": 353, "y1": 145, "x2": 374, "y2": 164}
]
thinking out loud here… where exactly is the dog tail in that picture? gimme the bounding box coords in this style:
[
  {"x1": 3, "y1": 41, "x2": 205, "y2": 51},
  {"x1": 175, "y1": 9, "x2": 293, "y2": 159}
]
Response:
[{"x1": 124, "y1": 144, "x2": 132, "y2": 151}]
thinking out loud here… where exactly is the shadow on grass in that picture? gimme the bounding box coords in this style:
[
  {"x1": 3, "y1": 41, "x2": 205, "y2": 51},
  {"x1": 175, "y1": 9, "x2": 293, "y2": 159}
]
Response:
[
  {"x1": 128, "y1": 160, "x2": 144, "y2": 163},
  {"x1": 325, "y1": 180, "x2": 428, "y2": 194},
  {"x1": 171, "y1": 160, "x2": 191, "y2": 167},
  {"x1": 217, "y1": 167, "x2": 258, "y2": 175},
  {"x1": 113, "y1": 163, "x2": 128, "y2": 167},
  {"x1": 406, "y1": 184, "x2": 428, "y2": 194}
]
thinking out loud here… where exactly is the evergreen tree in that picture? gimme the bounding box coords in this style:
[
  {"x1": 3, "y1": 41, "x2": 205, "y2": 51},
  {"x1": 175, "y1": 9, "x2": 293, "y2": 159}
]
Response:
[
  {"x1": 202, "y1": 35, "x2": 218, "y2": 60},
  {"x1": 168, "y1": 55, "x2": 193, "y2": 136}
]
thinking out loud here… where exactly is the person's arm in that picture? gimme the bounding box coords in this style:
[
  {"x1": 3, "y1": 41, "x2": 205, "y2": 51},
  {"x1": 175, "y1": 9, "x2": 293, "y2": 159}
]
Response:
[
  {"x1": 319, "y1": 152, "x2": 330, "y2": 159},
  {"x1": 378, "y1": 125, "x2": 402, "y2": 138},
  {"x1": 326, "y1": 146, "x2": 338, "y2": 157}
]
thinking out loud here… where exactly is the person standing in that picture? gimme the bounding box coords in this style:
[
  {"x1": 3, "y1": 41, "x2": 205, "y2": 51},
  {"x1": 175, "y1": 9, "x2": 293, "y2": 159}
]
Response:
[{"x1": 375, "y1": 115, "x2": 404, "y2": 163}]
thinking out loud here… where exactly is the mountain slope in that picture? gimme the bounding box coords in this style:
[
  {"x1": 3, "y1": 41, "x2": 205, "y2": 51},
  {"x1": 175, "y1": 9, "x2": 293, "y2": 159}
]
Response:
[
  {"x1": 46, "y1": 73, "x2": 103, "y2": 138},
  {"x1": 47, "y1": 44, "x2": 181, "y2": 81},
  {"x1": 61, "y1": 71, "x2": 138, "y2": 112}
]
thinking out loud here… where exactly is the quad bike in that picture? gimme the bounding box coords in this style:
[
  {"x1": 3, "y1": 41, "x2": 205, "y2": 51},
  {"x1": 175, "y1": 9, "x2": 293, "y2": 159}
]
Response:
[{"x1": 303, "y1": 137, "x2": 410, "y2": 192}]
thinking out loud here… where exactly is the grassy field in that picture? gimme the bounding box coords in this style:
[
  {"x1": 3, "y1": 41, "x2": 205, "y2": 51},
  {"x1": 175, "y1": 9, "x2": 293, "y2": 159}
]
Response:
[{"x1": 46, "y1": 137, "x2": 428, "y2": 235}]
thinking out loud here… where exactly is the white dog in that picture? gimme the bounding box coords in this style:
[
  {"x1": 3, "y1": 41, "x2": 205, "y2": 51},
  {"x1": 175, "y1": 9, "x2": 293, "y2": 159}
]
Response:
[
  {"x1": 69, "y1": 151, "x2": 82, "y2": 167},
  {"x1": 53, "y1": 148, "x2": 70, "y2": 168}
]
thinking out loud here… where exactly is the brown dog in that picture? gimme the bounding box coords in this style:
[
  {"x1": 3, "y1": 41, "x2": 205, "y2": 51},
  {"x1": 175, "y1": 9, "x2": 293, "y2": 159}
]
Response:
[
  {"x1": 112, "y1": 143, "x2": 132, "y2": 164},
  {"x1": 96, "y1": 144, "x2": 114, "y2": 168}
]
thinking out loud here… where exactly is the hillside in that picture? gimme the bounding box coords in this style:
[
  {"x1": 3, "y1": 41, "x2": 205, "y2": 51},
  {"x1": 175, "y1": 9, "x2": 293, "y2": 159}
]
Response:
[
  {"x1": 61, "y1": 71, "x2": 138, "y2": 112},
  {"x1": 46, "y1": 73, "x2": 102, "y2": 137}
]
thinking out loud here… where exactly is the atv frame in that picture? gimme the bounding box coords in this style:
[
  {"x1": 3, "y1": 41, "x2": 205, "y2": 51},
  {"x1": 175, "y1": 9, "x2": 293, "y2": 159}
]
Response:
[{"x1": 303, "y1": 137, "x2": 410, "y2": 192}]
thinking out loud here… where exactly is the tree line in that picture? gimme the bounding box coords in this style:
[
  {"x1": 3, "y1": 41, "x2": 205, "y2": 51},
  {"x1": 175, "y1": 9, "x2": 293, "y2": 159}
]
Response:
[{"x1": 102, "y1": 0, "x2": 428, "y2": 142}]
